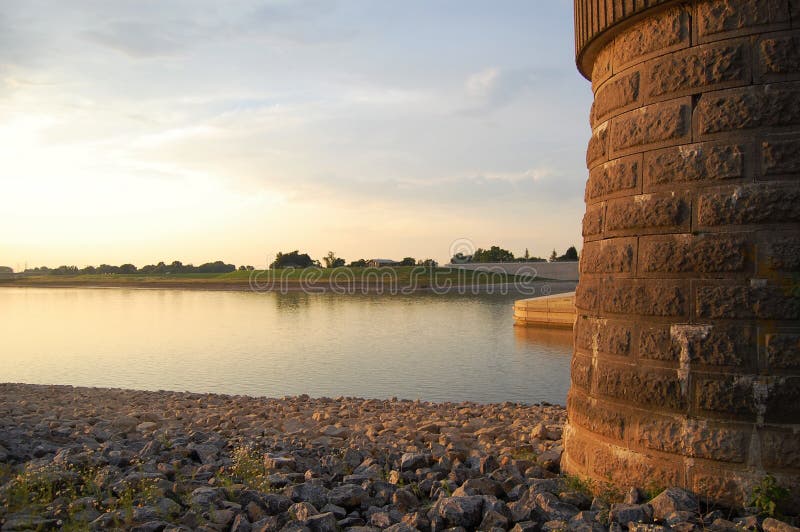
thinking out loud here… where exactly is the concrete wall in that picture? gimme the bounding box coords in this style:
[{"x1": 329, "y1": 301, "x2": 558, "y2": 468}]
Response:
[
  {"x1": 446, "y1": 262, "x2": 579, "y2": 281},
  {"x1": 566, "y1": 0, "x2": 800, "y2": 510}
]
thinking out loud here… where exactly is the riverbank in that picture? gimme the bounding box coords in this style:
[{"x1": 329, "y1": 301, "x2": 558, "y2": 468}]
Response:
[
  {"x1": 1, "y1": 384, "x2": 794, "y2": 531},
  {"x1": 0, "y1": 269, "x2": 576, "y2": 294}
]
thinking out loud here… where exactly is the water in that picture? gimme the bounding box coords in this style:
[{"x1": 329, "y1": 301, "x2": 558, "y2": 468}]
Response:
[{"x1": 0, "y1": 287, "x2": 573, "y2": 405}]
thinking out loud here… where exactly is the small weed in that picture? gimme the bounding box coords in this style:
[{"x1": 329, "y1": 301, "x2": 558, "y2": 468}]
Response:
[
  {"x1": 216, "y1": 446, "x2": 274, "y2": 493},
  {"x1": 750, "y1": 475, "x2": 789, "y2": 518},
  {"x1": 563, "y1": 474, "x2": 594, "y2": 498}
]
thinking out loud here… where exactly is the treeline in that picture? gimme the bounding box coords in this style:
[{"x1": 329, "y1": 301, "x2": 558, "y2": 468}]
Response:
[
  {"x1": 451, "y1": 245, "x2": 578, "y2": 264},
  {"x1": 269, "y1": 251, "x2": 436, "y2": 269},
  {"x1": 23, "y1": 260, "x2": 240, "y2": 276}
]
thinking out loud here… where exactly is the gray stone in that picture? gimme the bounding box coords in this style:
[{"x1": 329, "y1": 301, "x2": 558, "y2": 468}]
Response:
[
  {"x1": 306, "y1": 512, "x2": 338, "y2": 532},
  {"x1": 649, "y1": 488, "x2": 698, "y2": 520},
  {"x1": 400, "y1": 453, "x2": 432, "y2": 471},
  {"x1": 762, "y1": 518, "x2": 800, "y2": 532},
  {"x1": 536, "y1": 491, "x2": 581, "y2": 521},
  {"x1": 609, "y1": 503, "x2": 653, "y2": 526},
  {"x1": 432, "y1": 496, "x2": 485, "y2": 529},
  {"x1": 328, "y1": 484, "x2": 368, "y2": 509}
]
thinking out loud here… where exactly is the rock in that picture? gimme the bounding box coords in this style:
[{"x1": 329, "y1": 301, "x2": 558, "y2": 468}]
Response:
[
  {"x1": 452, "y1": 477, "x2": 503, "y2": 498},
  {"x1": 733, "y1": 516, "x2": 760, "y2": 530},
  {"x1": 265, "y1": 455, "x2": 297, "y2": 471},
  {"x1": 231, "y1": 514, "x2": 253, "y2": 532},
  {"x1": 479, "y1": 510, "x2": 509, "y2": 530},
  {"x1": 385, "y1": 523, "x2": 419, "y2": 532},
  {"x1": 328, "y1": 484, "x2": 369, "y2": 509},
  {"x1": 649, "y1": 488, "x2": 698, "y2": 521},
  {"x1": 392, "y1": 489, "x2": 420, "y2": 512},
  {"x1": 535, "y1": 491, "x2": 581, "y2": 521},
  {"x1": 188, "y1": 443, "x2": 219, "y2": 465},
  {"x1": 285, "y1": 483, "x2": 329, "y2": 509},
  {"x1": 709, "y1": 518, "x2": 739, "y2": 532},
  {"x1": 431, "y1": 496, "x2": 485, "y2": 529},
  {"x1": 252, "y1": 515, "x2": 283, "y2": 532},
  {"x1": 1, "y1": 515, "x2": 59, "y2": 531},
  {"x1": 321, "y1": 504, "x2": 347, "y2": 519},
  {"x1": 306, "y1": 512, "x2": 339, "y2": 532},
  {"x1": 511, "y1": 521, "x2": 540, "y2": 532},
  {"x1": 628, "y1": 525, "x2": 670, "y2": 532},
  {"x1": 542, "y1": 520, "x2": 569, "y2": 531},
  {"x1": 191, "y1": 486, "x2": 224, "y2": 506},
  {"x1": 369, "y1": 511, "x2": 393, "y2": 528},
  {"x1": 609, "y1": 503, "x2": 654, "y2": 526},
  {"x1": 763, "y1": 518, "x2": 800, "y2": 532},
  {"x1": 625, "y1": 488, "x2": 644, "y2": 505},
  {"x1": 400, "y1": 453, "x2": 431, "y2": 471},
  {"x1": 137, "y1": 421, "x2": 159, "y2": 432},
  {"x1": 210, "y1": 508, "x2": 236, "y2": 526},
  {"x1": 130, "y1": 521, "x2": 171, "y2": 532},
  {"x1": 289, "y1": 502, "x2": 319, "y2": 521},
  {"x1": 261, "y1": 493, "x2": 294, "y2": 515}
]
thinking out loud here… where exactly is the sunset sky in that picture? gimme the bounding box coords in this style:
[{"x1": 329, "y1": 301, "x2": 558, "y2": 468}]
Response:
[{"x1": 0, "y1": 0, "x2": 591, "y2": 270}]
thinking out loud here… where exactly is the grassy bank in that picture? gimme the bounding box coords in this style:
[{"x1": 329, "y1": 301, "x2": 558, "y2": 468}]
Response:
[{"x1": 0, "y1": 267, "x2": 546, "y2": 292}]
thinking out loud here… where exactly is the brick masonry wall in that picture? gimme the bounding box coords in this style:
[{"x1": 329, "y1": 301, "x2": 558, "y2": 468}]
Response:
[{"x1": 568, "y1": 0, "x2": 800, "y2": 509}]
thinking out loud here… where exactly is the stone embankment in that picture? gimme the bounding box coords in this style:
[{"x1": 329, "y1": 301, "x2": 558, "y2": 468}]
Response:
[{"x1": 0, "y1": 384, "x2": 795, "y2": 532}]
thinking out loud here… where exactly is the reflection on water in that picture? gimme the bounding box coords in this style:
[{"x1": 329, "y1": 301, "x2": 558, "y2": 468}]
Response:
[
  {"x1": 514, "y1": 326, "x2": 574, "y2": 350},
  {"x1": 0, "y1": 287, "x2": 574, "y2": 405}
]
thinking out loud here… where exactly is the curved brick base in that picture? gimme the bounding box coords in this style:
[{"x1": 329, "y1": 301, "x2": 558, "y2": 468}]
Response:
[{"x1": 568, "y1": 0, "x2": 800, "y2": 511}]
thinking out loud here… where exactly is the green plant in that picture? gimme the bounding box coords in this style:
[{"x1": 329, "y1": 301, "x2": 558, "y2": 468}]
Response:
[
  {"x1": 563, "y1": 474, "x2": 594, "y2": 498},
  {"x1": 216, "y1": 446, "x2": 274, "y2": 493},
  {"x1": 750, "y1": 475, "x2": 789, "y2": 518}
]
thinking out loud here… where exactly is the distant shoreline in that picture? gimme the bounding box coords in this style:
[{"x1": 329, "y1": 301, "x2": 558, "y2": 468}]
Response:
[{"x1": 0, "y1": 277, "x2": 577, "y2": 294}]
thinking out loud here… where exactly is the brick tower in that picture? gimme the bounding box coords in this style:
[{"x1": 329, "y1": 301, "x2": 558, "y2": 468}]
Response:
[{"x1": 565, "y1": 0, "x2": 800, "y2": 507}]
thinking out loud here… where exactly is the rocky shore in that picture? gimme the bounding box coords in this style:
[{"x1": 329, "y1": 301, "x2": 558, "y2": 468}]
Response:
[{"x1": 0, "y1": 384, "x2": 795, "y2": 532}]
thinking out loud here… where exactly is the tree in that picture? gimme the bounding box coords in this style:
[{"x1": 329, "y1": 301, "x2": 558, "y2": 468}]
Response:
[
  {"x1": 472, "y1": 246, "x2": 515, "y2": 263},
  {"x1": 524, "y1": 248, "x2": 530, "y2": 260},
  {"x1": 323, "y1": 251, "x2": 346, "y2": 268},
  {"x1": 0, "y1": 266, "x2": 13, "y2": 274},
  {"x1": 419, "y1": 259, "x2": 438, "y2": 268},
  {"x1": 119, "y1": 264, "x2": 138, "y2": 274},
  {"x1": 400, "y1": 257, "x2": 416, "y2": 266},
  {"x1": 348, "y1": 259, "x2": 368, "y2": 267},
  {"x1": 450, "y1": 252, "x2": 472, "y2": 264},
  {"x1": 270, "y1": 251, "x2": 315, "y2": 269},
  {"x1": 562, "y1": 246, "x2": 579, "y2": 261},
  {"x1": 549, "y1": 249, "x2": 558, "y2": 262}
]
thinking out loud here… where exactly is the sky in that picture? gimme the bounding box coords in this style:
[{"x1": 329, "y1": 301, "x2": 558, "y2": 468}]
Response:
[{"x1": 0, "y1": 0, "x2": 592, "y2": 270}]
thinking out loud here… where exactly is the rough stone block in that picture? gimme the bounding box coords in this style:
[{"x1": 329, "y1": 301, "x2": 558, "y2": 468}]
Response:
[
  {"x1": 760, "y1": 234, "x2": 800, "y2": 271},
  {"x1": 614, "y1": 6, "x2": 689, "y2": 69},
  {"x1": 603, "y1": 280, "x2": 688, "y2": 317},
  {"x1": 695, "y1": 375, "x2": 757, "y2": 417},
  {"x1": 762, "y1": 136, "x2": 800, "y2": 177},
  {"x1": 638, "y1": 325, "x2": 753, "y2": 366},
  {"x1": 575, "y1": 316, "x2": 634, "y2": 357},
  {"x1": 605, "y1": 194, "x2": 689, "y2": 235},
  {"x1": 592, "y1": 42, "x2": 614, "y2": 92},
  {"x1": 696, "y1": 0, "x2": 789, "y2": 40},
  {"x1": 697, "y1": 184, "x2": 800, "y2": 227},
  {"x1": 696, "y1": 284, "x2": 800, "y2": 320},
  {"x1": 581, "y1": 238, "x2": 636, "y2": 274},
  {"x1": 571, "y1": 354, "x2": 593, "y2": 391},
  {"x1": 595, "y1": 362, "x2": 687, "y2": 410},
  {"x1": 610, "y1": 100, "x2": 691, "y2": 155},
  {"x1": 766, "y1": 332, "x2": 800, "y2": 369},
  {"x1": 575, "y1": 280, "x2": 601, "y2": 312},
  {"x1": 586, "y1": 155, "x2": 640, "y2": 202},
  {"x1": 758, "y1": 33, "x2": 800, "y2": 80},
  {"x1": 638, "y1": 234, "x2": 748, "y2": 274},
  {"x1": 697, "y1": 84, "x2": 800, "y2": 135},
  {"x1": 582, "y1": 203, "x2": 605, "y2": 238},
  {"x1": 589, "y1": 440, "x2": 682, "y2": 488},
  {"x1": 765, "y1": 377, "x2": 800, "y2": 423},
  {"x1": 760, "y1": 429, "x2": 800, "y2": 468},
  {"x1": 691, "y1": 469, "x2": 748, "y2": 509},
  {"x1": 646, "y1": 41, "x2": 748, "y2": 100},
  {"x1": 634, "y1": 416, "x2": 749, "y2": 462},
  {"x1": 568, "y1": 391, "x2": 626, "y2": 440},
  {"x1": 593, "y1": 70, "x2": 640, "y2": 125},
  {"x1": 644, "y1": 142, "x2": 745, "y2": 190},
  {"x1": 587, "y1": 124, "x2": 609, "y2": 168}
]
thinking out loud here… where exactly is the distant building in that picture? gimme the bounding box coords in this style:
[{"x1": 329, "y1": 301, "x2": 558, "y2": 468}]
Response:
[{"x1": 367, "y1": 259, "x2": 399, "y2": 268}]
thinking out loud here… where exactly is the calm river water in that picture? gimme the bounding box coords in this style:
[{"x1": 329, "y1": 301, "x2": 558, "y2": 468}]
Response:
[{"x1": 0, "y1": 287, "x2": 573, "y2": 405}]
